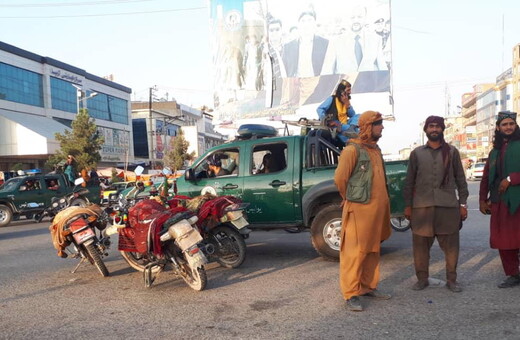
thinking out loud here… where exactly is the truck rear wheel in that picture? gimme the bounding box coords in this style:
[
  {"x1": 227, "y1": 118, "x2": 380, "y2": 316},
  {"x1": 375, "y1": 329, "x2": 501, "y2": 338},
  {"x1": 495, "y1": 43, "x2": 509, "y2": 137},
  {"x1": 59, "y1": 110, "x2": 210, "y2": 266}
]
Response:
[
  {"x1": 390, "y1": 217, "x2": 411, "y2": 232},
  {"x1": 310, "y1": 204, "x2": 341, "y2": 261},
  {"x1": 0, "y1": 205, "x2": 13, "y2": 227}
]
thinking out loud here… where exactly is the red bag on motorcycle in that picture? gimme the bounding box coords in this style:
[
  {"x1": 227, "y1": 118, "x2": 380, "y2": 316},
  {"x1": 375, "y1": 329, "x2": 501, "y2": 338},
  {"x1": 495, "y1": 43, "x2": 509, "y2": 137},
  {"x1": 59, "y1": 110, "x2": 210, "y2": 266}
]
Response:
[
  {"x1": 198, "y1": 195, "x2": 242, "y2": 226},
  {"x1": 119, "y1": 200, "x2": 168, "y2": 254}
]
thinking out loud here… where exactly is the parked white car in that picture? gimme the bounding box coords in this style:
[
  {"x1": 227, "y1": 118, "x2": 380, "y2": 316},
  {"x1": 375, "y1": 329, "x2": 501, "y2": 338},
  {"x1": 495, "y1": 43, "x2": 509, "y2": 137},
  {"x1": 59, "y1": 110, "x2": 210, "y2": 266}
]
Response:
[{"x1": 467, "y1": 162, "x2": 485, "y2": 181}]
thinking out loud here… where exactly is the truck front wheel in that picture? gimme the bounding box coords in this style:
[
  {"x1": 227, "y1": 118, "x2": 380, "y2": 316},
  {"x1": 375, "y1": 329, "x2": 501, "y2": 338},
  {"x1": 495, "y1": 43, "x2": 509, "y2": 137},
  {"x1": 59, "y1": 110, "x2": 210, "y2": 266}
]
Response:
[
  {"x1": 310, "y1": 204, "x2": 342, "y2": 261},
  {"x1": 0, "y1": 205, "x2": 13, "y2": 228}
]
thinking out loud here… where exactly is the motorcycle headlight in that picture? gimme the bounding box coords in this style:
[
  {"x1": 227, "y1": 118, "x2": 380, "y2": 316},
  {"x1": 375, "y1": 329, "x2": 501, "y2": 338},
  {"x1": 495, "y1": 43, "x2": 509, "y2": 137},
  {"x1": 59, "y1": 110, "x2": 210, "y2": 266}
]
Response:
[
  {"x1": 59, "y1": 198, "x2": 66, "y2": 204},
  {"x1": 52, "y1": 202, "x2": 59, "y2": 208}
]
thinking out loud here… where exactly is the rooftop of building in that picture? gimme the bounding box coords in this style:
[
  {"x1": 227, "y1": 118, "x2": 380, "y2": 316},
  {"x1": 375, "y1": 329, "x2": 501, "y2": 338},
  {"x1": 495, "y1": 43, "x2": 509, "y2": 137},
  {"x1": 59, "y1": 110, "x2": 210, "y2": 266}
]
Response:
[{"x1": 0, "y1": 40, "x2": 131, "y2": 94}]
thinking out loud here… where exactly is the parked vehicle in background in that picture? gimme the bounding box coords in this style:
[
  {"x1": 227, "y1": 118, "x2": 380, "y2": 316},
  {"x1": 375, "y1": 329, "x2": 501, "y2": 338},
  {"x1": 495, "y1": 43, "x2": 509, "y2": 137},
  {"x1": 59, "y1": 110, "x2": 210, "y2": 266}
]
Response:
[
  {"x1": 467, "y1": 162, "x2": 485, "y2": 181},
  {"x1": 101, "y1": 181, "x2": 136, "y2": 205},
  {"x1": 36, "y1": 178, "x2": 91, "y2": 223},
  {"x1": 0, "y1": 173, "x2": 101, "y2": 227},
  {"x1": 176, "y1": 123, "x2": 409, "y2": 261}
]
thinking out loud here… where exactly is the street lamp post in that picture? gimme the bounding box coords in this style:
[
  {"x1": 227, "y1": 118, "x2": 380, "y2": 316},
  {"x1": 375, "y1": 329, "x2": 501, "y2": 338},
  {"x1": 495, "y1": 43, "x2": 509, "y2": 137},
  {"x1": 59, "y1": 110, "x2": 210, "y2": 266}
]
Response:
[{"x1": 71, "y1": 84, "x2": 98, "y2": 113}]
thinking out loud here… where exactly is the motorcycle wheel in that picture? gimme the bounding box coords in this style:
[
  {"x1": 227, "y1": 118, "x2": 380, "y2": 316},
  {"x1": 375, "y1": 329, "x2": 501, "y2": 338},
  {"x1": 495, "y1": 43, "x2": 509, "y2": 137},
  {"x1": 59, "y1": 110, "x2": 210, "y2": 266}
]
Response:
[
  {"x1": 180, "y1": 263, "x2": 207, "y2": 291},
  {"x1": 120, "y1": 251, "x2": 161, "y2": 273},
  {"x1": 85, "y1": 242, "x2": 109, "y2": 277},
  {"x1": 210, "y1": 226, "x2": 247, "y2": 268}
]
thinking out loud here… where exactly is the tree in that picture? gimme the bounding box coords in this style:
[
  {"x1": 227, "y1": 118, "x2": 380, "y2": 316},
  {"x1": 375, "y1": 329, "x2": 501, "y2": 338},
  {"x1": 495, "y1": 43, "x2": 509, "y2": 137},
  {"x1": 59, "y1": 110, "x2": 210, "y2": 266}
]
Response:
[
  {"x1": 46, "y1": 109, "x2": 105, "y2": 171},
  {"x1": 163, "y1": 128, "x2": 194, "y2": 172}
]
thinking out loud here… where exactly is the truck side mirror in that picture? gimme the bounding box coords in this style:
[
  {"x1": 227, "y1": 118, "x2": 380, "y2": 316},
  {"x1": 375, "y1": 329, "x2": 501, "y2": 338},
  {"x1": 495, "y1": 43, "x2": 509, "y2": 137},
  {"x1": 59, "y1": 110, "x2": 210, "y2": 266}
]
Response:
[{"x1": 185, "y1": 168, "x2": 194, "y2": 181}]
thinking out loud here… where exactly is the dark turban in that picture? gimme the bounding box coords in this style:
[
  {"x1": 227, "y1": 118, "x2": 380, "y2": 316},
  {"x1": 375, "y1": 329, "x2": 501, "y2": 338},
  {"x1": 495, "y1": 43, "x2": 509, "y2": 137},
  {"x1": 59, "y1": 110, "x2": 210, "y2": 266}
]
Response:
[
  {"x1": 423, "y1": 115, "x2": 445, "y2": 132},
  {"x1": 423, "y1": 115, "x2": 452, "y2": 187}
]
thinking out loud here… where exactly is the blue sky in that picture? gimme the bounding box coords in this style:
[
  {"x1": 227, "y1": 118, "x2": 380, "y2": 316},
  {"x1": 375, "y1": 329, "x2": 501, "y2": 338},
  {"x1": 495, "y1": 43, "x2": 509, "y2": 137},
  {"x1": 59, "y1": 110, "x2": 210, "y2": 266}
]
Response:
[{"x1": 1, "y1": 0, "x2": 519, "y2": 153}]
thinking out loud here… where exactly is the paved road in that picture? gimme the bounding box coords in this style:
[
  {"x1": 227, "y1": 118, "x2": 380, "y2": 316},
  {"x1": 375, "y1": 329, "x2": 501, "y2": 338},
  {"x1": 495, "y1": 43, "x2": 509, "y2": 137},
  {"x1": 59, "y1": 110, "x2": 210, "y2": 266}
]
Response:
[{"x1": 1, "y1": 182, "x2": 519, "y2": 339}]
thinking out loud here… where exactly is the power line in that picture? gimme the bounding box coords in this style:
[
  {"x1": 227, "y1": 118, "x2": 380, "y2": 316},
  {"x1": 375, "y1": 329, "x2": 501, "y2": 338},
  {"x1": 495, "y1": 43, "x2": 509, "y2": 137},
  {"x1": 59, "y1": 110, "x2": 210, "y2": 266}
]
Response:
[{"x1": 0, "y1": 6, "x2": 206, "y2": 19}]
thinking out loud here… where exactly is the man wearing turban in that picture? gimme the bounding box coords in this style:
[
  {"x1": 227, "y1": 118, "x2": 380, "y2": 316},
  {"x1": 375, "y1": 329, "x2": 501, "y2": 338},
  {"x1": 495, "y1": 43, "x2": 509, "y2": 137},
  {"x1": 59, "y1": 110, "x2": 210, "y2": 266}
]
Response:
[
  {"x1": 479, "y1": 111, "x2": 520, "y2": 288},
  {"x1": 403, "y1": 115, "x2": 468, "y2": 293},
  {"x1": 334, "y1": 110, "x2": 391, "y2": 311}
]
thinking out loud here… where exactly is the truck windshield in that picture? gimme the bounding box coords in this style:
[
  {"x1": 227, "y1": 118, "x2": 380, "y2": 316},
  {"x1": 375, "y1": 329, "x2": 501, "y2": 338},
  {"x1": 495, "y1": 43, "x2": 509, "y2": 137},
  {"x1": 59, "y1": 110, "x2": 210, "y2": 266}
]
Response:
[{"x1": 0, "y1": 178, "x2": 22, "y2": 192}]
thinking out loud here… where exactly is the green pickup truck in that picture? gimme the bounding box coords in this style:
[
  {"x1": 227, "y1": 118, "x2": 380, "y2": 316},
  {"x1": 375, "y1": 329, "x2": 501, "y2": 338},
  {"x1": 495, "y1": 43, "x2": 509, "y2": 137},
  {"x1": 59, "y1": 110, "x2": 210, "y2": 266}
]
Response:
[
  {"x1": 0, "y1": 173, "x2": 101, "y2": 227},
  {"x1": 176, "y1": 125, "x2": 408, "y2": 260}
]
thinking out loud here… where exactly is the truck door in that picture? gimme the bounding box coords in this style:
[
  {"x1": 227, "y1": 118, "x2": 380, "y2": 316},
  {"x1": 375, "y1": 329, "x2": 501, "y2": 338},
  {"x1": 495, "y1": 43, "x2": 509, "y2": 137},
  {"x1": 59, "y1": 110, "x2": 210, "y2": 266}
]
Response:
[
  {"x1": 42, "y1": 176, "x2": 64, "y2": 206},
  {"x1": 182, "y1": 147, "x2": 244, "y2": 198},
  {"x1": 12, "y1": 177, "x2": 46, "y2": 212},
  {"x1": 242, "y1": 140, "x2": 296, "y2": 223}
]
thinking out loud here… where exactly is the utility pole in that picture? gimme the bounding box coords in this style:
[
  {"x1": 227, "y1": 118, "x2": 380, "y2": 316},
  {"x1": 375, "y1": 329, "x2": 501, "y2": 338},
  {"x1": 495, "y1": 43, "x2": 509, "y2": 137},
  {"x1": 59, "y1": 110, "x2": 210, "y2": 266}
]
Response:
[{"x1": 149, "y1": 85, "x2": 157, "y2": 169}]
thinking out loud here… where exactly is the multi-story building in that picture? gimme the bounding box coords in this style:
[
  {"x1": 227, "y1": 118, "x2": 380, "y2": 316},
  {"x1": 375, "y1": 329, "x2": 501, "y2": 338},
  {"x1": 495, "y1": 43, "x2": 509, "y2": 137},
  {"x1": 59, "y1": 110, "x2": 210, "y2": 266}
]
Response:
[
  {"x1": 444, "y1": 115, "x2": 465, "y2": 151},
  {"x1": 131, "y1": 101, "x2": 225, "y2": 168},
  {"x1": 473, "y1": 69, "x2": 513, "y2": 159},
  {"x1": 0, "y1": 41, "x2": 133, "y2": 171},
  {"x1": 475, "y1": 87, "x2": 496, "y2": 158},
  {"x1": 460, "y1": 83, "x2": 493, "y2": 161},
  {"x1": 513, "y1": 44, "x2": 520, "y2": 113}
]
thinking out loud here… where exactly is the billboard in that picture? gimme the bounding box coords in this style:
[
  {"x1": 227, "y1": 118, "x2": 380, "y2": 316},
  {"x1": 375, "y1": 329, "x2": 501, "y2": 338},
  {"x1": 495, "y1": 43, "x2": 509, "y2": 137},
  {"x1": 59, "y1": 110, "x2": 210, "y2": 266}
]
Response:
[
  {"x1": 97, "y1": 127, "x2": 130, "y2": 162},
  {"x1": 210, "y1": 0, "x2": 392, "y2": 123}
]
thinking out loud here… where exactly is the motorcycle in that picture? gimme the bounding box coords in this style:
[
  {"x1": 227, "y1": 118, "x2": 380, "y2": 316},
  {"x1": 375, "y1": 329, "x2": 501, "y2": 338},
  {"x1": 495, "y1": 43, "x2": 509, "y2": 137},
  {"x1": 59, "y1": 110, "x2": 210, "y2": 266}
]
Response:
[
  {"x1": 36, "y1": 178, "x2": 91, "y2": 223},
  {"x1": 49, "y1": 204, "x2": 111, "y2": 277},
  {"x1": 104, "y1": 198, "x2": 208, "y2": 290},
  {"x1": 169, "y1": 194, "x2": 250, "y2": 269}
]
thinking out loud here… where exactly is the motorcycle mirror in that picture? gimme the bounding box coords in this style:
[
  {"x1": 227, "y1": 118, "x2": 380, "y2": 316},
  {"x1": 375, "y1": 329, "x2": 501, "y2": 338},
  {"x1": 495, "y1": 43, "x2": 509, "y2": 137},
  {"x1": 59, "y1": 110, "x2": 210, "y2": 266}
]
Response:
[
  {"x1": 74, "y1": 178, "x2": 85, "y2": 186},
  {"x1": 162, "y1": 167, "x2": 172, "y2": 176},
  {"x1": 135, "y1": 166, "x2": 144, "y2": 176}
]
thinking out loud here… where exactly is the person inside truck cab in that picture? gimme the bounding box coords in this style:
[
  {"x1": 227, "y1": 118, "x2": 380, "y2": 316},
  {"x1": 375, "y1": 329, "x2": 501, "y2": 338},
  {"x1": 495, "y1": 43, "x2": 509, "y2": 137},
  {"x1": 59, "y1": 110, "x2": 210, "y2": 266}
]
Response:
[
  {"x1": 207, "y1": 154, "x2": 230, "y2": 177},
  {"x1": 47, "y1": 180, "x2": 59, "y2": 190},
  {"x1": 258, "y1": 153, "x2": 273, "y2": 174},
  {"x1": 22, "y1": 179, "x2": 37, "y2": 191}
]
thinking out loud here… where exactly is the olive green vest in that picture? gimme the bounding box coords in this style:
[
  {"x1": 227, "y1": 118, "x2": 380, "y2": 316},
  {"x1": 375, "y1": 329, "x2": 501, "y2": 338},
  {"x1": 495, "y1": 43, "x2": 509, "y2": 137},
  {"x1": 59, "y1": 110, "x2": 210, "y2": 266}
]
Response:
[
  {"x1": 488, "y1": 140, "x2": 520, "y2": 214},
  {"x1": 346, "y1": 143, "x2": 373, "y2": 204}
]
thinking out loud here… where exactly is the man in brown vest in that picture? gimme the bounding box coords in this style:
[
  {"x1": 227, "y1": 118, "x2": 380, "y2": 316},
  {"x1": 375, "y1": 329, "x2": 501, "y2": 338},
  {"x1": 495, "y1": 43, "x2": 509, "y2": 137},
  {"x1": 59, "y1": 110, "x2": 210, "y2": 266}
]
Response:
[{"x1": 404, "y1": 116, "x2": 468, "y2": 292}]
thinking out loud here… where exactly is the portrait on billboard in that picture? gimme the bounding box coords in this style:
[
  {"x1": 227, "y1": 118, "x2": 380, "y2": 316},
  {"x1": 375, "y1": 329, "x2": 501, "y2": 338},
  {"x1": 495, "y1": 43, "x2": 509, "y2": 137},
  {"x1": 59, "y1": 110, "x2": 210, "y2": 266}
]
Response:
[{"x1": 210, "y1": 0, "x2": 392, "y2": 122}]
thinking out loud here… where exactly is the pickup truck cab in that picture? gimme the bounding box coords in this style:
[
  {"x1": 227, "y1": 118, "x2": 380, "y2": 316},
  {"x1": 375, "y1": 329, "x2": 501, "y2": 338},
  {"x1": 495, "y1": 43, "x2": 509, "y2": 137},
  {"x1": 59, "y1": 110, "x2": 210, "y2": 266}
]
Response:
[
  {"x1": 0, "y1": 173, "x2": 101, "y2": 227},
  {"x1": 176, "y1": 124, "x2": 408, "y2": 260}
]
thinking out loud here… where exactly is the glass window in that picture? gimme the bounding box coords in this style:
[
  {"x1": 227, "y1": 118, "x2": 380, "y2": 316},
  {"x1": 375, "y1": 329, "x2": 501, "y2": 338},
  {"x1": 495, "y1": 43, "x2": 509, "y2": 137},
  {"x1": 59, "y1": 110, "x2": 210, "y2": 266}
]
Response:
[
  {"x1": 251, "y1": 143, "x2": 287, "y2": 174},
  {"x1": 86, "y1": 92, "x2": 129, "y2": 124},
  {"x1": 132, "y1": 119, "x2": 149, "y2": 158},
  {"x1": 194, "y1": 148, "x2": 240, "y2": 178},
  {"x1": 0, "y1": 62, "x2": 43, "y2": 107},
  {"x1": 50, "y1": 77, "x2": 77, "y2": 113}
]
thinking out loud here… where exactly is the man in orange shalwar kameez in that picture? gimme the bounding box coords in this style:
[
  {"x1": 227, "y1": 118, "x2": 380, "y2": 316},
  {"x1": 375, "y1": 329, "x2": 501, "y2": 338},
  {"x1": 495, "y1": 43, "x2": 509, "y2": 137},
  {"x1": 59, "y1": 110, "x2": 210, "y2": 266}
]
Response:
[{"x1": 334, "y1": 110, "x2": 391, "y2": 312}]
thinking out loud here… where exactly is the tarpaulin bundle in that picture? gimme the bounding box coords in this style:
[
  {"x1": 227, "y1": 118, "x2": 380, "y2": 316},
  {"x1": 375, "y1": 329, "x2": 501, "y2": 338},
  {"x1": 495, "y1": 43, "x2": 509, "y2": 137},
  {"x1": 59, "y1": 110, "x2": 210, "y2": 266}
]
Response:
[{"x1": 49, "y1": 204, "x2": 102, "y2": 258}]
